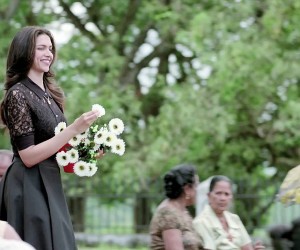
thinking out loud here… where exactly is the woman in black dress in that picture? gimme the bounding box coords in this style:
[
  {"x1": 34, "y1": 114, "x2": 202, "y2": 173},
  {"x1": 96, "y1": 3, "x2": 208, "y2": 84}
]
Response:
[{"x1": 0, "y1": 26, "x2": 101, "y2": 250}]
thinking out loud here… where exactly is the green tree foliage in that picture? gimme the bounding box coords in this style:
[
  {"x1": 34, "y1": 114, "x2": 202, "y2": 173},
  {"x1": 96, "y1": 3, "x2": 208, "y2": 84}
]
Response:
[
  {"x1": 0, "y1": 0, "x2": 300, "y2": 232},
  {"x1": 183, "y1": 0, "x2": 300, "y2": 231}
]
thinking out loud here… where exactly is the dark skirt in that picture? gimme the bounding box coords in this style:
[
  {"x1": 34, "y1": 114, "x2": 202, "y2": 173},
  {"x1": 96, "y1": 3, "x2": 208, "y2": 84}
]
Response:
[{"x1": 0, "y1": 157, "x2": 77, "y2": 250}]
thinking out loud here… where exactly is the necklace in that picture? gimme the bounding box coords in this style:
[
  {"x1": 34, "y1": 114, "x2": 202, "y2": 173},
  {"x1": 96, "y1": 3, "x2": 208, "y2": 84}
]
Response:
[{"x1": 44, "y1": 92, "x2": 51, "y2": 105}]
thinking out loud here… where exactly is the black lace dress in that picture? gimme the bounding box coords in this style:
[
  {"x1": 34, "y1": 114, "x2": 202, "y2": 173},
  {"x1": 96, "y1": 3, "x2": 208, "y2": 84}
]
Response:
[{"x1": 0, "y1": 78, "x2": 77, "y2": 250}]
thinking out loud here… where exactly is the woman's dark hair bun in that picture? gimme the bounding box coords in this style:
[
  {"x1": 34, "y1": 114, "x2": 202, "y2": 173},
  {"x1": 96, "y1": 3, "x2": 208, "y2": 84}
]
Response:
[{"x1": 163, "y1": 164, "x2": 196, "y2": 199}]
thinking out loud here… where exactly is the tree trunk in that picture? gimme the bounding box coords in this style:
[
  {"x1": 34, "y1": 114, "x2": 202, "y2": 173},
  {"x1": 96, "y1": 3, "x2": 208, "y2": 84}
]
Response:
[
  {"x1": 68, "y1": 196, "x2": 86, "y2": 232},
  {"x1": 134, "y1": 192, "x2": 152, "y2": 233}
]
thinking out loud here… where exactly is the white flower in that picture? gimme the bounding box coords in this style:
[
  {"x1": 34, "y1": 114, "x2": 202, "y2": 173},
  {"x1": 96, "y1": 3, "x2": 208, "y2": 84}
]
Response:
[
  {"x1": 93, "y1": 143, "x2": 101, "y2": 151},
  {"x1": 85, "y1": 140, "x2": 99, "y2": 152},
  {"x1": 100, "y1": 125, "x2": 109, "y2": 133},
  {"x1": 67, "y1": 148, "x2": 79, "y2": 163},
  {"x1": 92, "y1": 104, "x2": 106, "y2": 118},
  {"x1": 94, "y1": 129, "x2": 108, "y2": 145},
  {"x1": 74, "y1": 161, "x2": 89, "y2": 177},
  {"x1": 103, "y1": 132, "x2": 117, "y2": 147},
  {"x1": 111, "y1": 139, "x2": 126, "y2": 156},
  {"x1": 69, "y1": 134, "x2": 82, "y2": 147},
  {"x1": 55, "y1": 122, "x2": 67, "y2": 135},
  {"x1": 55, "y1": 103, "x2": 126, "y2": 177},
  {"x1": 108, "y1": 118, "x2": 125, "y2": 135},
  {"x1": 84, "y1": 138, "x2": 91, "y2": 146},
  {"x1": 56, "y1": 151, "x2": 70, "y2": 166},
  {"x1": 80, "y1": 129, "x2": 89, "y2": 140},
  {"x1": 86, "y1": 163, "x2": 98, "y2": 177}
]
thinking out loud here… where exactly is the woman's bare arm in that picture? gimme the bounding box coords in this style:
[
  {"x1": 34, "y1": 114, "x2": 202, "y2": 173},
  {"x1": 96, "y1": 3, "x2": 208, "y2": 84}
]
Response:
[
  {"x1": 19, "y1": 110, "x2": 99, "y2": 167},
  {"x1": 162, "y1": 229, "x2": 185, "y2": 250},
  {"x1": 241, "y1": 241, "x2": 265, "y2": 250}
]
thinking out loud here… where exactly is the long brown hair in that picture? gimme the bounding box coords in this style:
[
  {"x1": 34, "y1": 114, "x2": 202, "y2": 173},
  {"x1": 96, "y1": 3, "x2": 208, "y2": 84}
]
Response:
[{"x1": 0, "y1": 26, "x2": 65, "y2": 126}]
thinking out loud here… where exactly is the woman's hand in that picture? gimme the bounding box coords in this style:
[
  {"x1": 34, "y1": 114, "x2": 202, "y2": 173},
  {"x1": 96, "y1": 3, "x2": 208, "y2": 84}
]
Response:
[
  {"x1": 254, "y1": 241, "x2": 265, "y2": 250},
  {"x1": 96, "y1": 149, "x2": 105, "y2": 159},
  {"x1": 18, "y1": 110, "x2": 101, "y2": 168},
  {"x1": 70, "y1": 110, "x2": 100, "y2": 134},
  {"x1": 242, "y1": 241, "x2": 265, "y2": 250}
]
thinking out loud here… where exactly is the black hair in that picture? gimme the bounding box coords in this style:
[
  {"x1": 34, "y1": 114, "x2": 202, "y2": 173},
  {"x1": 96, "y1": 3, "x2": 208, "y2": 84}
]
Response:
[
  {"x1": 209, "y1": 175, "x2": 232, "y2": 192},
  {"x1": 164, "y1": 164, "x2": 196, "y2": 199}
]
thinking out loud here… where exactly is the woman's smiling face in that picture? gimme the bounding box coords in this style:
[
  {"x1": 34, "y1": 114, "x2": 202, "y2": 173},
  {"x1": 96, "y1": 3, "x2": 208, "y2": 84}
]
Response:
[{"x1": 31, "y1": 34, "x2": 53, "y2": 74}]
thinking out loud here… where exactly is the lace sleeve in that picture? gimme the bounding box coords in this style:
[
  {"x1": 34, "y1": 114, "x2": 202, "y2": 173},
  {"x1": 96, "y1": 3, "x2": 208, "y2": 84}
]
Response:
[{"x1": 5, "y1": 89, "x2": 35, "y2": 148}]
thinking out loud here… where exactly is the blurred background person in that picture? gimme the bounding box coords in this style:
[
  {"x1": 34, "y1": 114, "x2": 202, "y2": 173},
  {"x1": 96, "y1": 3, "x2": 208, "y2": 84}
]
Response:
[
  {"x1": 193, "y1": 175, "x2": 265, "y2": 250},
  {"x1": 0, "y1": 220, "x2": 36, "y2": 250},
  {"x1": 0, "y1": 220, "x2": 21, "y2": 240},
  {"x1": 149, "y1": 163, "x2": 203, "y2": 250},
  {"x1": 0, "y1": 150, "x2": 13, "y2": 181},
  {"x1": 0, "y1": 239, "x2": 36, "y2": 250}
]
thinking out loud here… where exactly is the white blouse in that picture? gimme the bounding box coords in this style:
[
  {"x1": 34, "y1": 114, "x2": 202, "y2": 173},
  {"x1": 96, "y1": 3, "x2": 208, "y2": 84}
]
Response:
[{"x1": 193, "y1": 205, "x2": 252, "y2": 250}]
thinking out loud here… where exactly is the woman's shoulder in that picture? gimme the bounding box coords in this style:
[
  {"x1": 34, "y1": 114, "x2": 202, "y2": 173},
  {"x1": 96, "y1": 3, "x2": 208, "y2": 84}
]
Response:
[
  {"x1": 6, "y1": 82, "x2": 27, "y2": 97},
  {"x1": 150, "y1": 205, "x2": 184, "y2": 231},
  {"x1": 224, "y1": 210, "x2": 241, "y2": 219},
  {"x1": 224, "y1": 210, "x2": 244, "y2": 226},
  {"x1": 151, "y1": 203, "x2": 184, "y2": 225},
  {"x1": 155, "y1": 204, "x2": 181, "y2": 216},
  {"x1": 194, "y1": 205, "x2": 214, "y2": 222}
]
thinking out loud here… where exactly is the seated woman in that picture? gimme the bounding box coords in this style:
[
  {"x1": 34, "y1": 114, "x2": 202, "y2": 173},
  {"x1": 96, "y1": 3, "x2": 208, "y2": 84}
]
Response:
[
  {"x1": 193, "y1": 175, "x2": 265, "y2": 250},
  {"x1": 0, "y1": 150, "x2": 13, "y2": 181},
  {"x1": 149, "y1": 164, "x2": 203, "y2": 250}
]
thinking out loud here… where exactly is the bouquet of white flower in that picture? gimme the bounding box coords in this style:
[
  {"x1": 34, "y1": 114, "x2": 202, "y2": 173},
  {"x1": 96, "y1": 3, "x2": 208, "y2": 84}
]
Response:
[{"x1": 54, "y1": 104, "x2": 125, "y2": 177}]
